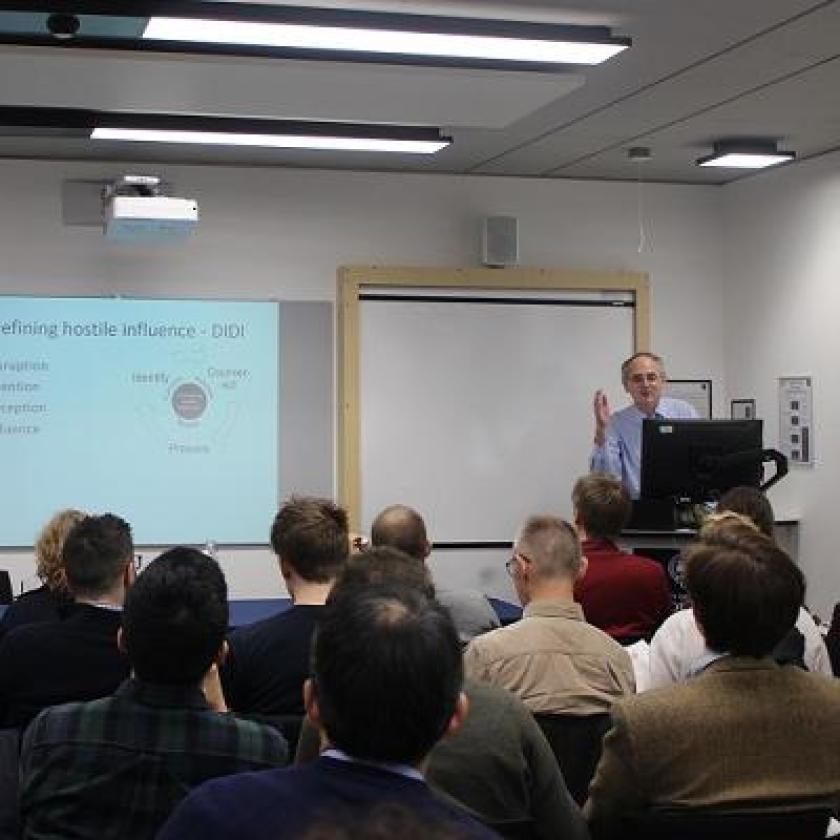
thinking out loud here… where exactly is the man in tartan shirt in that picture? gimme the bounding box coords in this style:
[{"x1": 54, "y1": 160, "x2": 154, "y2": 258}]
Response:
[{"x1": 19, "y1": 547, "x2": 288, "y2": 840}]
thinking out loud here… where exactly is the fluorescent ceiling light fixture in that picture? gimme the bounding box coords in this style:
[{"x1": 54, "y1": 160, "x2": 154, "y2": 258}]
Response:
[
  {"x1": 91, "y1": 126, "x2": 450, "y2": 155},
  {"x1": 697, "y1": 141, "x2": 795, "y2": 169},
  {"x1": 143, "y1": 16, "x2": 628, "y2": 66}
]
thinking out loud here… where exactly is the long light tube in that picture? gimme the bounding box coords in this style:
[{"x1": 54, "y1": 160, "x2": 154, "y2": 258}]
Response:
[
  {"x1": 91, "y1": 126, "x2": 450, "y2": 154},
  {"x1": 143, "y1": 17, "x2": 627, "y2": 65}
]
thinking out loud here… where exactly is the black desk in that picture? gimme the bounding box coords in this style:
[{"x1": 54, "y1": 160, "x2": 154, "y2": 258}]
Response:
[
  {"x1": 0, "y1": 596, "x2": 521, "y2": 628},
  {"x1": 228, "y1": 597, "x2": 521, "y2": 628}
]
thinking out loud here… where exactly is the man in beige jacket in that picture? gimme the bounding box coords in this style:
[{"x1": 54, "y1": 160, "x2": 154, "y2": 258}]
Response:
[{"x1": 464, "y1": 514, "x2": 634, "y2": 715}]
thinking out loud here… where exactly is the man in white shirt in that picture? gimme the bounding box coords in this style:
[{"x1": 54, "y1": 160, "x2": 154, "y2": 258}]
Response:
[{"x1": 648, "y1": 506, "x2": 832, "y2": 688}]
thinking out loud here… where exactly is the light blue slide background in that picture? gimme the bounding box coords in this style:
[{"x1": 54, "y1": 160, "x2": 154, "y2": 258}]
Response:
[{"x1": 0, "y1": 297, "x2": 279, "y2": 546}]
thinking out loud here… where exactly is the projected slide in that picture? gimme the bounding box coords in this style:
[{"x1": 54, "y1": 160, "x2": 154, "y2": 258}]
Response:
[{"x1": 0, "y1": 296, "x2": 279, "y2": 546}]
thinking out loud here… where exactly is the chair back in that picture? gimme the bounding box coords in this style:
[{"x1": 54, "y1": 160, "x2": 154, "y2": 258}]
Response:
[
  {"x1": 0, "y1": 728, "x2": 21, "y2": 840},
  {"x1": 483, "y1": 818, "x2": 537, "y2": 840},
  {"x1": 532, "y1": 712, "x2": 610, "y2": 805},
  {"x1": 0, "y1": 572, "x2": 12, "y2": 606},
  {"x1": 629, "y1": 807, "x2": 832, "y2": 840}
]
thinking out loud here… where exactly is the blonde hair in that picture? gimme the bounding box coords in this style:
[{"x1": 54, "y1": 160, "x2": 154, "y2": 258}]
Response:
[
  {"x1": 699, "y1": 510, "x2": 759, "y2": 542},
  {"x1": 35, "y1": 509, "x2": 87, "y2": 592}
]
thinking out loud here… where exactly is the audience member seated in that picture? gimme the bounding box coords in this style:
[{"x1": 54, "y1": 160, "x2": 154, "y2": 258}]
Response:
[
  {"x1": 296, "y1": 548, "x2": 588, "y2": 840},
  {"x1": 718, "y1": 485, "x2": 824, "y2": 669},
  {"x1": 159, "y1": 579, "x2": 497, "y2": 839},
  {"x1": 583, "y1": 518, "x2": 840, "y2": 838},
  {"x1": 222, "y1": 496, "x2": 349, "y2": 718},
  {"x1": 0, "y1": 513, "x2": 133, "y2": 728},
  {"x1": 649, "y1": 507, "x2": 832, "y2": 688},
  {"x1": 0, "y1": 508, "x2": 86, "y2": 641},
  {"x1": 370, "y1": 505, "x2": 500, "y2": 643},
  {"x1": 19, "y1": 547, "x2": 287, "y2": 840},
  {"x1": 572, "y1": 473, "x2": 672, "y2": 642},
  {"x1": 464, "y1": 515, "x2": 634, "y2": 714}
]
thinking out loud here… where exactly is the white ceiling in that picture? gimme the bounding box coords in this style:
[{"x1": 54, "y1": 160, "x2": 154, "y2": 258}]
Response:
[{"x1": 0, "y1": 0, "x2": 838, "y2": 184}]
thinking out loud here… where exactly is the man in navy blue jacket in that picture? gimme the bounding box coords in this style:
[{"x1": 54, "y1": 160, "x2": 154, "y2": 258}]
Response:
[{"x1": 159, "y1": 573, "x2": 498, "y2": 839}]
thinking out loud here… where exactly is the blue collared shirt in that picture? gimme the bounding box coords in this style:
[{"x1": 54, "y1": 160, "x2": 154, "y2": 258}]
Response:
[{"x1": 590, "y1": 397, "x2": 698, "y2": 499}]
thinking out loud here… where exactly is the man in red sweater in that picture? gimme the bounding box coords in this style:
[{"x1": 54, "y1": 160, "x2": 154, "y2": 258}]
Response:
[{"x1": 572, "y1": 473, "x2": 672, "y2": 642}]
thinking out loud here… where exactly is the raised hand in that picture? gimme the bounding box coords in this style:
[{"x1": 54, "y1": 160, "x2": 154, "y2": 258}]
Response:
[{"x1": 593, "y1": 389, "x2": 611, "y2": 444}]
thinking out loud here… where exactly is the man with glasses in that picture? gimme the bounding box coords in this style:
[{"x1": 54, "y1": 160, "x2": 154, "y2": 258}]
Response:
[
  {"x1": 591, "y1": 352, "x2": 697, "y2": 499},
  {"x1": 464, "y1": 515, "x2": 634, "y2": 716}
]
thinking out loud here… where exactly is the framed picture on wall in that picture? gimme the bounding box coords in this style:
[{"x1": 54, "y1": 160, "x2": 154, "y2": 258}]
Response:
[
  {"x1": 730, "y1": 398, "x2": 756, "y2": 420},
  {"x1": 666, "y1": 379, "x2": 712, "y2": 419}
]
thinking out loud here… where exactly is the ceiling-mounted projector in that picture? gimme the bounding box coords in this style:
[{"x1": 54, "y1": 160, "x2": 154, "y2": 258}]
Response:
[{"x1": 102, "y1": 175, "x2": 198, "y2": 241}]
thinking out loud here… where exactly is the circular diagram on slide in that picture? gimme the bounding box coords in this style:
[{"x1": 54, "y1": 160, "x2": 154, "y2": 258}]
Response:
[{"x1": 171, "y1": 381, "x2": 208, "y2": 420}]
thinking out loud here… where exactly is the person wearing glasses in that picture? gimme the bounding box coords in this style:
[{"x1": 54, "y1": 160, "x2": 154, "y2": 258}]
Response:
[
  {"x1": 591, "y1": 352, "x2": 697, "y2": 499},
  {"x1": 463, "y1": 515, "x2": 634, "y2": 717}
]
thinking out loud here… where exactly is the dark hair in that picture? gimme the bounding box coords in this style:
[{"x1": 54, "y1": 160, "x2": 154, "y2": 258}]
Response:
[
  {"x1": 122, "y1": 546, "x2": 228, "y2": 685},
  {"x1": 717, "y1": 486, "x2": 774, "y2": 538},
  {"x1": 684, "y1": 523, "x2": 804, "y2": 657},
  {"x1": 270, "y1": 496, "x2": 349, "y2": 582},
  {"x1": 313, "y1": 582, "x2": 462, "y2": 764},
  {"x1": 340, "y1": 547, "x2": 435, "y2": 599},
  {"x1": 370, "y1": 505, "x2": 428, "y2": 561},
  {"x1": 62, "y1": 513, "x2": 133, "y2": 598},
  {"x1": 572, "y1": 472, "x2": 632, "y2": 539}
]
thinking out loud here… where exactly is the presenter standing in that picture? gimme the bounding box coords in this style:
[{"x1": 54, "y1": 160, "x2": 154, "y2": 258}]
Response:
[{"x1": 591, "y1": 352, "x2": 697, "y2": 499}]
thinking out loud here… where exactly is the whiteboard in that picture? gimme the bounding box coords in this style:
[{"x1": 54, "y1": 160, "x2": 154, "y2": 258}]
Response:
[{"x1": 360, "y1": 291, "x2": 635, "y2": 542}]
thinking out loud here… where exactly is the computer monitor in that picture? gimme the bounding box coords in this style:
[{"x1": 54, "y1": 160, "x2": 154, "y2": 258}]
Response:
[{"x1": 640, "y1": 418, "x2": 764, "y2": 502}]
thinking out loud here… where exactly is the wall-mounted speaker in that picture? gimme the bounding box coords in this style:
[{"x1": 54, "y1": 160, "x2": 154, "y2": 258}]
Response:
[{"x1": 481, "y1": 215, "x2": 519, "y2": 267}]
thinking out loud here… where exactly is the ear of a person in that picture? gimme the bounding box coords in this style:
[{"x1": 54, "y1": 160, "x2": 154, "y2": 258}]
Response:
[
  {"x1": 576, "y1": 555, "x2": 590, "y2": 582},
  {"x1": 443, "y1": 691, "x2": 469, "y2": 740},
  {"x1": 303, "y1": 678, "x2": 321, "y2": 727},
  {"x1": 214, "y1": 638, "x2": 229, "y2": 667}
]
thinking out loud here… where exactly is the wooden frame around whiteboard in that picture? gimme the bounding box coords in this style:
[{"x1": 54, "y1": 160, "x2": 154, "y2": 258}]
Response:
[{"x1": 338, "y1": 265, "x2": 649, "y2": 527}]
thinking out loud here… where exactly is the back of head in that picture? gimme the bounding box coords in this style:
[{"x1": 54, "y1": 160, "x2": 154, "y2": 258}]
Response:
[
  {"x1": 314, "y1": 582, "x2": 462, "y2": 764},
  {"x1": 35, "y1": 508, "x2": 87, "y2": 593},
  {"x1": 62, "y1": 513, "x2": 133, "y2": 599},
  {"x1": 370, "y1": 505, "x2": 428, "y2": 561},
  {"x1": 517, "y1": 515, "x2": 582, "y2": 581},
  {"x1": 717, "y1": 486, "x2": 775, "y2": 538},
  {"x1": 122, "y1": 546, "x2": 228, "y2": 685},
  {"x1": 339, "y1": 546, "x2": 435, "y2": 599},
  {"x1": 572, "y1": 472, "x2": 632, "y2": 540},
  {"x1": 684, "y1": 517, "x2": 804, "y2": 657},
  {"x1": 270, "y1": 496, "x2": 349, "y2": 582}
]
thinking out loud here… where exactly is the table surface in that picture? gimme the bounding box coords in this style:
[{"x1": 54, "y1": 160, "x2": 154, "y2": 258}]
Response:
[{"x1": 0, "y1": 596, "x2": 522, "y2": 628}]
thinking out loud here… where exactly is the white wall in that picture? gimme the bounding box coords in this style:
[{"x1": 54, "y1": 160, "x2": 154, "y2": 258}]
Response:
[
  {"x1": 723, "y1": 151, "x2": 840, "y2": 620},
  {"x1": 0, "y1": 159, "x2": 726, "y2": 598}
]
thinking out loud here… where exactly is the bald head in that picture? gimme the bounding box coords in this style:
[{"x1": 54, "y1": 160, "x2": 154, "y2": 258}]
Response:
[{"x1": 370, "y1": 505, "x2": 429, "y2": 561}]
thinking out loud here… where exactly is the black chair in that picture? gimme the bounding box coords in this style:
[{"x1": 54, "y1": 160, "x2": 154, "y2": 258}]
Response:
[
  {"x1": 532, "y1": 712, "x2": 610, "y2": 805},
  {"x1": 0, "y1": 728, "x2": 21, "y2": 840},
  {"x1": 482, "y1": 818, "x2": 537, "y2": 840},
  {"x1": 826, "y1": 602, "x2": 840, "y2": 677},
  {"x1": 627, "y1": 807, "x2": 833, "y2": 840},
  {"x1": 0, "y1": 572, "x2": 12, "y2": 606}
]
